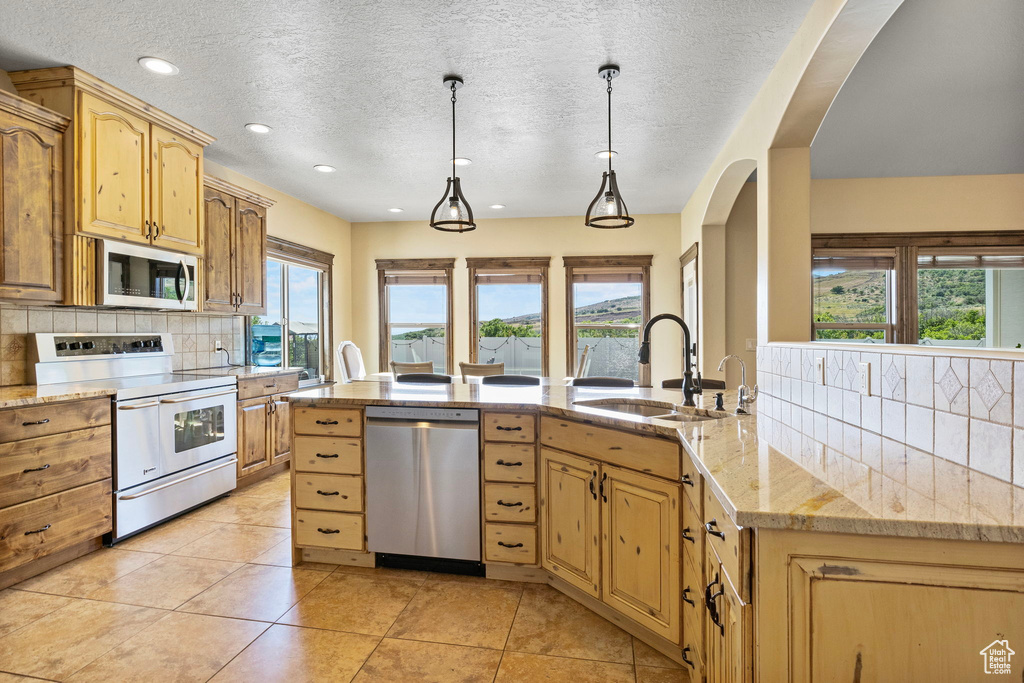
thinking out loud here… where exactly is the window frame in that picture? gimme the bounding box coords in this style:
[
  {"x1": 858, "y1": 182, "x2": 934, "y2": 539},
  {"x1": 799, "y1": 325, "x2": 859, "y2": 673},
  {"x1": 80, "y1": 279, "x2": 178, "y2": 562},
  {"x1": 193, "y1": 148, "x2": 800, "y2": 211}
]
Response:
[
  {"x1": 248, "y1": 236, "x2": 334, "y2": 385},
  {"x1": 376, "y1": 258, "x2": 456, "y2": 373},
  {"x1": 467, "y1": 257, "x2": 551, "y2": 376},
  {"x1": 680, "y1": 243, "x2": 699, "y2": 364},
  {"x1": 811, "y1": 231, "x2": 1024, "y2": 345},
  {"x1": 564, "y1": 255, "x2": 652, "y2": 386}
]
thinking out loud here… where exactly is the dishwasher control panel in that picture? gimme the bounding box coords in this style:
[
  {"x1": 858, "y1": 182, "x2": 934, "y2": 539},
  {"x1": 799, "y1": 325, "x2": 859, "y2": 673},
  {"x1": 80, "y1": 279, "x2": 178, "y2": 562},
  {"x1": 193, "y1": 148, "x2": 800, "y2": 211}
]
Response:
[{"x1": 365, "y1": 406, "x2": 479, "y2": 422}]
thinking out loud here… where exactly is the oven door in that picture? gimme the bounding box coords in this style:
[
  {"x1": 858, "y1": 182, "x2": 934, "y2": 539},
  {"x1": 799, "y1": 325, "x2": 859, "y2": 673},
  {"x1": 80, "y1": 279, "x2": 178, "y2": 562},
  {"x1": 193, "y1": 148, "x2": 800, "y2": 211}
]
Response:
[
  {"x1": 98, "y1": 239, "x2": 198, "y2": 310},
  {"x1": 115, "y1": 396, "x2": 163, "y2": 490},
  {"x1": 158, "y1": 387, "x2": 237, "y2": 475}
]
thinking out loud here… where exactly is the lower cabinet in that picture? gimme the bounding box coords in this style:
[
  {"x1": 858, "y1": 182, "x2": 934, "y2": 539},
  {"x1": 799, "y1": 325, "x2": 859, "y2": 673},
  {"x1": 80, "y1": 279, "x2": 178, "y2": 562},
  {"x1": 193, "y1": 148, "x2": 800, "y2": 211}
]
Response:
[
  {"x1": 539, "y1": 446, "x2": 682, "y2": 644},
  {"x1": 704, "y1": 542, "x2": 752, "y2": 683},
  {"x1": 235, "y1": 376, "x2": 298, "y2": 483}
]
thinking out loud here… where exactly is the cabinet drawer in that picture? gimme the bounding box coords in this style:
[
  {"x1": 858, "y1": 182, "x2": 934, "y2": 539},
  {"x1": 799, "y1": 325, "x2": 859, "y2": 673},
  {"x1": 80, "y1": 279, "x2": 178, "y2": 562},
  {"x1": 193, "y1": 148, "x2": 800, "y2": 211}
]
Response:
[
  {"x1": 483, "y1": 412, "x2": 536, "y2": 442},
  {"x1": 293, "y1": 436, "x2": 362, "y2": 474},
  {"x1": 237, "y1": 373, "x2": 299, "y2": 400},
  {"x1": 682, "y1": 490, "x2": 704, "y2": 575},
  {"x1": 682, "y1": 548, "x2": 704, "y2": 654},
  {"x1": 0, "y1": 479, "x2": 112, "y2": 573},
  {"x1": 681, "y1": 447, "x2": 703, "y2": 513},
  {"x1": 0, "y1": 426, "x2": 111, "y2": 509},
  {"x1": 703, "y1": 486, "x2": 751, "y2": 603},
  {"x1": 295, "y1": 510, "x2": 363, "y2": 550},
  {"x1": 0, "y1": 398, "x2": 110, "y2": 443},
  {"x1": 484, "y1": 483, "x2": 536, "y2": 523},
  {"x1": 484, "y1": 523, "x2": 537, "y2": 565},
  {"x1": 483, "y1": 443, "x2": 536, "y2": 483},
  {"x1": 295, "y1": 473, "x2": 363, "y2": 512},
  {"x1": 540, "y1": 416, "x2": 680, "y2": 480},
  {"x1": 294, "y1": 407, "x2": 362, "y2": 437}
]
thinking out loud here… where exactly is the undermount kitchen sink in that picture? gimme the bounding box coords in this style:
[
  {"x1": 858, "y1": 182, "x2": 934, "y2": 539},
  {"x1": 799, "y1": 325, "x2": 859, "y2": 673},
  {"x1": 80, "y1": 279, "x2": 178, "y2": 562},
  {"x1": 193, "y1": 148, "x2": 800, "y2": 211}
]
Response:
[{"x1": 573, "y1": 398, "x2": 724, "y2": 422}]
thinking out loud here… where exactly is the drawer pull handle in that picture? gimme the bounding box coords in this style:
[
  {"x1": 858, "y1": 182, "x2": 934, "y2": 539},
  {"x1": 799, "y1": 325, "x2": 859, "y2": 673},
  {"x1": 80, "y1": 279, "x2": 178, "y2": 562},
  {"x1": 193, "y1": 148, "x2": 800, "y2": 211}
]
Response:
[
  {"x1": 496, "y1": 500, "x2": 523, "y2": 507},
  {"x1": 317, "y1": 527, "x2": 340, "y2": 534},
  {"x1": 681, "y1": 473, "x2": 694, "y2": 487},
  {"x1": 25, "y1": 524, "x2": 51, "y2": 535},
  {"x1": 264, "y1": 383, "x2": 277, "y2": 388},
  {"x1": 497, "y1": 541, "x2": 524, "y2": 548},
  {"x1": 23, "y1": 463, "x2": 51, "y2": 473},
  {"x1": 705, "y1": 518, "x2": 726, "y2": 539},
  {"x1": 22, "y1": 419, "x2": 50, "y2": 426},
  {"x1": 315, "y1": 453, "x2": 339, "y2": 459},
  {"x1": 681, "y1": 527, "x2": 695, "y2": 544},
  {"x1": 496, "y1": 425, "x2": 523, "y2": 431},
  {"x1": 495, "y1": 459, "x2": 523, "y2": 467},
  {"x1": 316, "y1": 419, "x2": 339, "y2": 425},
  {"x1": 681, "y1": 646, "x2": 695, "y2": 669},
  {"x1": 316, "y1": 490, "x2": 340, "y2": 496},
  {"x1": 682, "y1": 587, "x2": 695, "y2": 606}
]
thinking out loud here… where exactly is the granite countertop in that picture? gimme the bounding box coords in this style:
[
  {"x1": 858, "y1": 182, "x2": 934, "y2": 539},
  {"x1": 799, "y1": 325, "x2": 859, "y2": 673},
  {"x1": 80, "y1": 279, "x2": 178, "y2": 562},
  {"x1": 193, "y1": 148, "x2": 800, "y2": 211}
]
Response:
[
  {"x1": 0, "y1": 385, "x2": 116, "y2": 409},
  {"x1": 288, "y1": 381, "x2": 1024, "y2": 543},
  {"x1": 189, "y1": 366, "x2": 305, "y2": 380}
]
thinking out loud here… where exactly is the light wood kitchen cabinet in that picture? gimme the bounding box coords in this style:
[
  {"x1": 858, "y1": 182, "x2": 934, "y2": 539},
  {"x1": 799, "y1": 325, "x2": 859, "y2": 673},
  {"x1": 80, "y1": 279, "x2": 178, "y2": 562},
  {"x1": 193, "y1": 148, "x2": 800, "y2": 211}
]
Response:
[
  {"x1": 237, "y1": 396, "x2": 270, "y2": 478},
  {"x1": 704, "y1": 542, "x2": 752, "y2": 683},
  {"x1": 539, "y1": 447, "x2": 601, "y2": 597},
  {"x1": 9, "y1": 66, "x2": 214, "y2": 304},
  {"x1": 270, "y1": 395, "x2": 291, "y2": 465},
  {"x1": 600, "y1": 464, "x2": 681, "y2": 643},
  {"x1": 235, "y1": 374, "x2": 300, "y2": 484},
  {"x1": 0, "y1": 90, "x2": 68, "y2": 303},
  {"x1": 203, "y1": 176, "x2": 273, "y2": 314}
]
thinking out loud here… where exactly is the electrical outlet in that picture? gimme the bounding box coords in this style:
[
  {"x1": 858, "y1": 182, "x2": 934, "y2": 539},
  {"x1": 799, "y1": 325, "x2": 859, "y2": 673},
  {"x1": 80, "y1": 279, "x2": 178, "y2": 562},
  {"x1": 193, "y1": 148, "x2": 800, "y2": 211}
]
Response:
[
  {"x1": 745, "y1": 338, "x2": 757, "y2": 351},
  {"x1": 815, "y1": 357, "x2": 826, "y2": 385},
  {"x1": 214, "y1": 339, "x2": 222, "y2": 351},
  {"x1": 858, "y1": 362, "x2": 871, "y2": 396}
]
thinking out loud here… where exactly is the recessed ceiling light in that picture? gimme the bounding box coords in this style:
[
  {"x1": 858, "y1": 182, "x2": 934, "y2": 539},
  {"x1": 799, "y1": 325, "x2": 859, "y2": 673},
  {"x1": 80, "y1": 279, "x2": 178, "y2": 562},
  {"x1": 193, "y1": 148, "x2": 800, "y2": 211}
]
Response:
[
  {"x1": 489, "y1": 204, "x2": 505, "y2": 209},
  {"x1": 594, "y1": 149, "x2": 617, "y2": 159},
  {"x1": 138, "y1": 57, "x2": 179, "y2": 75},
  {"x1": 313, "y1": 164, "x2": 336, "y2": 173},
  {"x1": 451, "y1": 157, "x2": 472, "y2": 166},
  {"x1": 244, "y1": 123, "x2": 272, "y2": 134},
  {"x1": 388, "y1": 208, "x2": 404, "y2": 213}
]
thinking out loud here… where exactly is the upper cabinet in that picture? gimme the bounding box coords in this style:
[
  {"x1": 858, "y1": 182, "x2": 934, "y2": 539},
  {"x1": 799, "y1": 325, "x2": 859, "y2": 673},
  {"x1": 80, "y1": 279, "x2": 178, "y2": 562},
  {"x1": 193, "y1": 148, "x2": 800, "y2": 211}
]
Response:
[
  {"x1": 0, "y1": 89, "x2": 69, "y2": 303},
  {"x1": 203, "y1": 175, "x2": 273, "y2": 315},
  {"x1": 9, "y1": 66, "x2": 214, "y2": 305}
]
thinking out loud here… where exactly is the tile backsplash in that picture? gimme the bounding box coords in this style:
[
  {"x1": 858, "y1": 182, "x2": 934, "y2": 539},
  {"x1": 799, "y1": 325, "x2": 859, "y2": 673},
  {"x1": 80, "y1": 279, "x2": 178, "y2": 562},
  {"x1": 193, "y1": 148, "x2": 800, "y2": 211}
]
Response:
[
  {"x1": 0, "y1": 303, "x2": 245, "y2": 386},
  {"x1": 758, "y1": 343, "x2": 1023, "y2": 489}
]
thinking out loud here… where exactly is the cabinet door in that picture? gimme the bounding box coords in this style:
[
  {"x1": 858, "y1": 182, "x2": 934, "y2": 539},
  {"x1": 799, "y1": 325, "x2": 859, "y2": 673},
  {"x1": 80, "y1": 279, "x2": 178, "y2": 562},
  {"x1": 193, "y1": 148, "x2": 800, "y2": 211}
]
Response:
[
  {"x1": 77, "y1": 93, "x2": 150, "y2": 243},
  {"x1": 237, "y1": 397, "x2": 270, "y2": 477},
  {"x1": 705, "y1": 544, "x2": 751, "y2": 683},
  {"x1": 150, "y1": 125, "x2": 202, "y2": 254},
  {"x1": 600, "y1": 465, "x2": 681, "y2": 643},
  {"x1": 539, "y1": 448, "x2": 600, "y2": 597},
  {"x1": 234, "y1": 199, "x2": 267, "y2": 315},
  {"x1": 203, "y1": 188, "x2": 236, "y2": 312},
  {"x1": 0, "y1": 109, "x2": 62, "y2": 301},
  {"x1": 270, "y1": 396, "x2": 291, "y2": 465}
]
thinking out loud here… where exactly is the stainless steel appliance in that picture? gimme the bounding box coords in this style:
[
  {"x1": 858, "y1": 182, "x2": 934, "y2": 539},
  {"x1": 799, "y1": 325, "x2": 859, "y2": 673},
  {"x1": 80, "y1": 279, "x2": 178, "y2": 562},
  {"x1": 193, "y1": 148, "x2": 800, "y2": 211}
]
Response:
[
  {"x1": 365, "y1": 406, "x2": 481, "y2": 562},
  {"x1": 29, "y1": 333, "x2": 236, "y2": 541},
  {"x1": 97, "y1": 240, "x2": 198, "y2": 310}
]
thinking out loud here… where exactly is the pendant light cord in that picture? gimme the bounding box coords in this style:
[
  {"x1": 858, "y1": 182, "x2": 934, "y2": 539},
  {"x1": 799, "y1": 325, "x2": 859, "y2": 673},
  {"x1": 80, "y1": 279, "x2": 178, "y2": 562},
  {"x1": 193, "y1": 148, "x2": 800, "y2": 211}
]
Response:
[
  {"x1": 606, "y1": 73, "x2": 613, "y2": 173},
  {"x1": 451, "y1": 81, "x2": 458, "y2": 182}
]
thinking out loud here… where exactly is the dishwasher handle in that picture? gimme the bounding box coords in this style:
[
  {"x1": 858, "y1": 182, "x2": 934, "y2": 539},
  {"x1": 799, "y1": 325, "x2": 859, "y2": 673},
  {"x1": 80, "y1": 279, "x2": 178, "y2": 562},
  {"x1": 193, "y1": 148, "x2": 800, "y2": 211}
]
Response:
[{"x1": 366, "y1": 417, "x2": 479, "y2": 430}]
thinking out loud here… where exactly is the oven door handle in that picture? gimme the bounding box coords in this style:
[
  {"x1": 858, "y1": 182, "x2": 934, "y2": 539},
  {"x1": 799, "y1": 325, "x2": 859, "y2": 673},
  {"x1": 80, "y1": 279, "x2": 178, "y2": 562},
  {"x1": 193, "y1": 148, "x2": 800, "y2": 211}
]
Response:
[
  {"x1": 118, "y1": 458, "x2": 238, "y2": 500},
  {"x1": 159, "y1": 389, "x2": 237, "y2": 404},
  {"x1": 118, "y1": 401, "x2": 160, "y2": 410}
]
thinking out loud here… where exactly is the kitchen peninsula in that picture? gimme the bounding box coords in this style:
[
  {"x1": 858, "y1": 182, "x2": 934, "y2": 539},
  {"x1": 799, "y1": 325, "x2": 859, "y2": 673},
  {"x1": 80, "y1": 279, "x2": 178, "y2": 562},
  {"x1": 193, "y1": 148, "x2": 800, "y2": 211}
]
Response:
[{"x1": 286, "y1": 377, "x2": 1024, "y2": 681}]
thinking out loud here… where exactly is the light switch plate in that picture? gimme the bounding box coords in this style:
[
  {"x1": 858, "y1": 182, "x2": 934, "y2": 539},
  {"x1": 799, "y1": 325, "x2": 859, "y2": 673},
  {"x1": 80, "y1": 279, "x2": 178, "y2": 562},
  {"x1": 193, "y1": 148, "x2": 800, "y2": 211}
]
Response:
[
  {"x1": 214, "y1": 339, "x2": 222, "y2": 351},
  {"x1": 858, "y1": 362, "x2": 871, "y2": 396},
  {"x1": 745, "y1": 338, "x2": 757, "y2": 351},
  {"x1": 815, "y1": 357, "x2": 826, "y2": 385}
]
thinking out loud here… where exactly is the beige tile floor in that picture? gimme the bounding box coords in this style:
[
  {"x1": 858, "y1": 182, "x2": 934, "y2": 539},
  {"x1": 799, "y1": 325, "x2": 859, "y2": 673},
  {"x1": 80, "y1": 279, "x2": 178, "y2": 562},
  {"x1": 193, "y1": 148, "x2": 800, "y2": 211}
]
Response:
[{"x1": 0, "y1": 471, "x2": 689, "y2": 682}]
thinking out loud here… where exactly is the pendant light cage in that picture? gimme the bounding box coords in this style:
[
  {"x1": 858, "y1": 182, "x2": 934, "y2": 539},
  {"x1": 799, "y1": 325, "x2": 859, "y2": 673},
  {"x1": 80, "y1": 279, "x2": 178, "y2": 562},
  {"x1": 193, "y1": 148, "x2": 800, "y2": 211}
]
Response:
[
  {"x1": 585, "y1": 64, "x2": 634, "y2": 229},
  {"x1": 431, "y1": 75, "x2": 476, "y2": 233}
]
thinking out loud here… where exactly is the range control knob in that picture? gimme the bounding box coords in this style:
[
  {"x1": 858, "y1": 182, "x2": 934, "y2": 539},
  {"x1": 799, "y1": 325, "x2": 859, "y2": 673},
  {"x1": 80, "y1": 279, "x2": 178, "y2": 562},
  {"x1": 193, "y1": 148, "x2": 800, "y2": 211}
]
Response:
[
  {"x1": 131, "y1": 340, "x2": 144, "y2": 348},
  {"x1": 68, "y1": 342, "x2": 82, "y2": 350},
  {"x1": 111, "y1": 343, "x2": 122, "y2": 354},
  {"x1": 143, "y1": 339, "x2": 156, "y2": 348},
  {"x1": 82, "y1": 341, "x2": 95, "y2": 350},
  {"x1": 55, "y1": 341, "x2": 69, "y2": 351}
]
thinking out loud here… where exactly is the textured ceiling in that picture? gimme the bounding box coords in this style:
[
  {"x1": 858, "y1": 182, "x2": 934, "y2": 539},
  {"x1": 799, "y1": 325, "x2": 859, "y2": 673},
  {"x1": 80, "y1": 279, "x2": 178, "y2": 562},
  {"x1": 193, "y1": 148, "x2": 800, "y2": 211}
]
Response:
[
  {"x1": 0, "y1": 0, "x2": 813, "y2": 222},
  {"x1": 812, "y1": 0, "x2": 1024, "y2": 178}
]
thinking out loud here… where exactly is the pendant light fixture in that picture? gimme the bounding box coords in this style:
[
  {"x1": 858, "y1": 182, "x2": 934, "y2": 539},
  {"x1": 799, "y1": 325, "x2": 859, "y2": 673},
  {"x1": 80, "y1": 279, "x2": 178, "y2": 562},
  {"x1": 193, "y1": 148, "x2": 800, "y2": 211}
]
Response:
[
  {"x1": 430, "y1": 75, "x2": 476, "y2": 232},
  {"x1": 585, "y1": 64, "x2": 634, "y2": 229}
]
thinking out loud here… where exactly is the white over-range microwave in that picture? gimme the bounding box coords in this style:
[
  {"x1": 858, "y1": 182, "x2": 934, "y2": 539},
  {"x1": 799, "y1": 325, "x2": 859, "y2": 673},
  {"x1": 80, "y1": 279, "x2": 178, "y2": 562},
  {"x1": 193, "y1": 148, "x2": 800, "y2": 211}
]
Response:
[{"x1": 97, "y1": 240, "x2": 199, "y2": 310}]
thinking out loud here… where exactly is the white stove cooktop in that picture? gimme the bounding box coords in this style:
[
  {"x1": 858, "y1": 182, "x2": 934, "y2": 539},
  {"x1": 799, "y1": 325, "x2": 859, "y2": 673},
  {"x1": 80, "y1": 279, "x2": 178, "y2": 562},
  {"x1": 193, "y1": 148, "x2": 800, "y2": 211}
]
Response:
[{"x1": 36, "y1": 372, "x2": 236, "y2": 401}]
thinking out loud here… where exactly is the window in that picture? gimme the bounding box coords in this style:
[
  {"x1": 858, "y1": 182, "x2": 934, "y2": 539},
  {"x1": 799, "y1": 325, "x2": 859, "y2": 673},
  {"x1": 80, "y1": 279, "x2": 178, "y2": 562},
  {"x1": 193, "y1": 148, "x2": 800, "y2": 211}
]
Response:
[
  {"x1": 249, "y1": 237, "x2": 333, "y2": 385},
  {"x1": 468, "y1": 257, "x2": 550, "y2": 376},
  {"x1": 680, "y1": 243, "x2": 699, "y2": 359},
  {"x1": 811, "y1": 232, "x2": 1024, "y2": 348},
  {"x1": 564, "y1": 255, "x2": 652, "y2": 383},
  {"x1": 377, "y1": 258, "x2": 455, "y2": 373}
]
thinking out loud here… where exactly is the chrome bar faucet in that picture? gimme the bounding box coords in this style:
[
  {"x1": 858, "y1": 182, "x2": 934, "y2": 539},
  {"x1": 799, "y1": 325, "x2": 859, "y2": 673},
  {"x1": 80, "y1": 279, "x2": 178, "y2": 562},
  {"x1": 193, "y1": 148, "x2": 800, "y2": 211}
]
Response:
[
  {"x1": 718, "y1": 355, "x2": 758, "y2": 414},
  {"x1": 638, "y1": 313, "x2": 702, "y2": 406}
]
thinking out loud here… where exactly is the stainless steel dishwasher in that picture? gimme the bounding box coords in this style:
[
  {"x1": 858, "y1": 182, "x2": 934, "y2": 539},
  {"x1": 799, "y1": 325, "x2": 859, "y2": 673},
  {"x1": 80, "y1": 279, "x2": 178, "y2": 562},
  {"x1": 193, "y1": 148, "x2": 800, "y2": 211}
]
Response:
[{"x1": 365, "y1": 406, "x2": 481, "y2": 563}]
